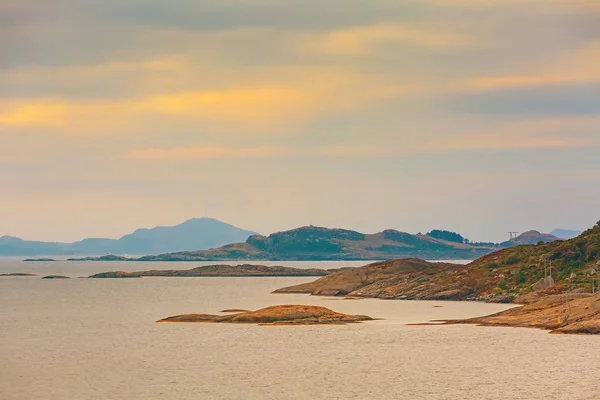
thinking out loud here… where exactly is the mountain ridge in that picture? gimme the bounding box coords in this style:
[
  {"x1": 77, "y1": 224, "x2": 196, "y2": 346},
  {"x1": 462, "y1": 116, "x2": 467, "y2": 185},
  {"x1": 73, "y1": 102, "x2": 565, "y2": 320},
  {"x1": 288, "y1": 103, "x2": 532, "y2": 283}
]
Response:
[
  {"x1": 1, "y1": 218, "x2": 257, "y2": 256},
  {"x1": 78, "y1": 225, "x2": 501, "y2": 261}
]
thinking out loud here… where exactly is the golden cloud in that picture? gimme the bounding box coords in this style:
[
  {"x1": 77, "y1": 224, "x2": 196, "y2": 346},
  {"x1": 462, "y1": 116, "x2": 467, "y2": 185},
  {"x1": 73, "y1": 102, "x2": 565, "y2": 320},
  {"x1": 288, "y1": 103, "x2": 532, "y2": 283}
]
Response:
[
  {"x1": 0, "y1": 66, "x2": 407, "y2": 132},
  {"x1": 122, "y1": 146, "x2": 287, "y2": 160},
  {"x1": 310, "y1": 24, "x2": 473, "y2": 56}
]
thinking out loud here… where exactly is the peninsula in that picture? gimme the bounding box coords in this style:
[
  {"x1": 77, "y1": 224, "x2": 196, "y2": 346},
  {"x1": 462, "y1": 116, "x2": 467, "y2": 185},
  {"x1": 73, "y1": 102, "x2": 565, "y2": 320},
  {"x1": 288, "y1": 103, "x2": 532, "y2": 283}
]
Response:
[
  {"x1": 273, "y1": 221, "x2": 600, "y2": 334},
  {"x1": 275, "y1": 222, "x2": 600, "y2": 303}
]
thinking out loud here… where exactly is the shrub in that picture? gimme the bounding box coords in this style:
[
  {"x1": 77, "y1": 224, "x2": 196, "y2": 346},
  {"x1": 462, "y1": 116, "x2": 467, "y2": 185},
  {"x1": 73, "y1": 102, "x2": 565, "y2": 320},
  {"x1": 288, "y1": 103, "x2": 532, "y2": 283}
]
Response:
[
  {"x1": 506, "y1": 255, "x2": 519, "y2": 265},
  {"x1": 515, "y1": 267, "x2": 527, "y2": 284}
]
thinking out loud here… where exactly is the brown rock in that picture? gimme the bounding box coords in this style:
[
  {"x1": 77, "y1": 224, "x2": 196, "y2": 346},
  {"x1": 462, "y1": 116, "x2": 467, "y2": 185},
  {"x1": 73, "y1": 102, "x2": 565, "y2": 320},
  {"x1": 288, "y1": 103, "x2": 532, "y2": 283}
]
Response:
[
  {"x1": 273, "y1": 258, "x2": 470, "y2": 300},
  {"x1": 440, "y1": 293, "x2": 600, "y2": 335},
  {"x1": 157, "y1": 305, "x2": 374, "y2": 326}
]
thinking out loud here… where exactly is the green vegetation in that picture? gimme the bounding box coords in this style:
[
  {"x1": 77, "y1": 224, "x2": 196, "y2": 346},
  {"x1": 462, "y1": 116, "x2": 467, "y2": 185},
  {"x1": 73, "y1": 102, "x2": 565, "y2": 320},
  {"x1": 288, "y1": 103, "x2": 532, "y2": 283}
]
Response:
[
  {"x1": 427, "y1": 230, "x2": 466, "y2": 243},
  {"x1": 462, "y1": 222, "x2": 600, "y2": 297},
  {"x1": 90, "y1": 226, "x2": 499, "y2": 262}
]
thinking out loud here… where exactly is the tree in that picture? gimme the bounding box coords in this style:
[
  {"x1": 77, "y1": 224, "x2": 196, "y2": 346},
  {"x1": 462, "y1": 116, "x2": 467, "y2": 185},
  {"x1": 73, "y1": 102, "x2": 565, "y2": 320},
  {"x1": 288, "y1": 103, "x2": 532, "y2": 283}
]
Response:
[{"x1": 427, "y1": 229, "x2": 466, "y2": 244}]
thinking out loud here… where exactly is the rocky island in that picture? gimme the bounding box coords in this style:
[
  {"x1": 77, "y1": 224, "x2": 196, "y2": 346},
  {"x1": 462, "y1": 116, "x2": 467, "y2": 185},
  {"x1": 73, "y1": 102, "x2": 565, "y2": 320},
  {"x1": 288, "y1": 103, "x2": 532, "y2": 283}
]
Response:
[
  {"x1": 0, "y1": 273, "x2": 37, "y2": 277},
  {"x1": 88, "y1": 264, "x2": 332, "y2": 278},
  {"x1": 42, "y1": 275, "x2": 70, "y2": 279},
  {"x1": 158, "y1": 305, "x2": 373, "y2": 325}
]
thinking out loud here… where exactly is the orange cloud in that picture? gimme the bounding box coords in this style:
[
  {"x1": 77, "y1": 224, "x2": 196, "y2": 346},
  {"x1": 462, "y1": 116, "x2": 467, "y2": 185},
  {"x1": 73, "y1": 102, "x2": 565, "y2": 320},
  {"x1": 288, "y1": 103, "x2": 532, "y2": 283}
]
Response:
[
  {"x1": 0, "y1": 67, "x2": 406, "y2": 132},
  {"x1": 122, "y1": 146, "x2": 288, "y2": 160},
  {"x1": 0, "y1": 99, "x2": 68, "y2": 126},
  {"x1": 464, "y1": 74, "x2": 600, "y2": 91},
  {"x1": 311, "y1": 24, "x2": 472, "y2": 55}
]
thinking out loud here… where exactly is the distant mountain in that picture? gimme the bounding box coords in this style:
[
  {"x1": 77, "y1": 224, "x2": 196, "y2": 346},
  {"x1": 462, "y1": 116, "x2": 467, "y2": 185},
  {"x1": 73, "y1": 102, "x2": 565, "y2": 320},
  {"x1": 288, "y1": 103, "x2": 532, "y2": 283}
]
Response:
[
  {"x1": 550, "y1": 229, "x2": 582, "y2": 240},
  {"x1": 1, "y1": 218, "x2": 257, "y2": 256},
  {"x1": 500, "y1": 230, "x2": 562, "y2": 247},
  {"x1": 86, "y1": 225, "x2": 500, "y2": 261}
]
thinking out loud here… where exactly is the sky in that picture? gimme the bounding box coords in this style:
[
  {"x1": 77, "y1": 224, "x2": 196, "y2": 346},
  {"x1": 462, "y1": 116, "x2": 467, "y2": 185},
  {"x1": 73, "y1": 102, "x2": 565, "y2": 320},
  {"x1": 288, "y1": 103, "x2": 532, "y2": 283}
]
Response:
[{"x1": 1, "y1": 0, "x2": 599, "y2": 243}]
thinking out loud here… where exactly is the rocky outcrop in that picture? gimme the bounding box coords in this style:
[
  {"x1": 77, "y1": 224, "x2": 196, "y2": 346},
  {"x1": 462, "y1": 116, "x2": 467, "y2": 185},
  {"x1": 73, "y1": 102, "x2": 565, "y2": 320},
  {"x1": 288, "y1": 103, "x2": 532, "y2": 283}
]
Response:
[
  {"x1": 274, "y1": 258, "x2": 476, "y2": 300},
  {"x1": 157, "y1": 305, "x2": 373, "y2": 325},
  {"x1": 439, "y1": 292, "x2": 600, "y2": 335},
  {"x1": 88, "y1": 264, "x2": 331, "y2": 278},
  {"x1": 42, "y1": 275, "x2": 70, "y2": 279}
]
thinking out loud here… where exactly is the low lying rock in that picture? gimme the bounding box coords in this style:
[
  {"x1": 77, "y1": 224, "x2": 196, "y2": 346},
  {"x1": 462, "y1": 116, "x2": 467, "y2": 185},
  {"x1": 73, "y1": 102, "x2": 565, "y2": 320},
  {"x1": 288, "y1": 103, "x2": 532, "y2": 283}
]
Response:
[
  {"x1": 158, "y1": 305, "x2": 374, "y2": 326},
  {"x1": 89, "y1": 264, "x2": 330, "y2": 278},
  {"x1": 42, "y1": 275, "x2": 70, "y2": 279},
  {"x1": 437, "y1": 293, "x2": 600, "y2": 335}
]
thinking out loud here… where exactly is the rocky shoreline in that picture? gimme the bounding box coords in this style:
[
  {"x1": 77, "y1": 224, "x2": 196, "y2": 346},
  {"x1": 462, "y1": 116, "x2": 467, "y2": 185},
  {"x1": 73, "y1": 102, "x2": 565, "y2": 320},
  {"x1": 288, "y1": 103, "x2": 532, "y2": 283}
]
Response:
[{"x1": 432, "y1": 292, "x2": 600, "y2": 335}]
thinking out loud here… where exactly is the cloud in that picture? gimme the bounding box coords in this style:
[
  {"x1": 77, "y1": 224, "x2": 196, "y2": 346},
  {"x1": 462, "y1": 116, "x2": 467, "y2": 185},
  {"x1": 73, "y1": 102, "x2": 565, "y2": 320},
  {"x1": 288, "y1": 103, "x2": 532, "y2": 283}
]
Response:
[
  {"x1": 419, "y1": 0, "x2": 600, "y2": 13},
  {"x1": 121, "y1": 116, "x2": 600, "y2": 161},
  {"x1": 0, "y1": 62, "x2": 409, "y2": 132},
  {"x1": 449, "y1": 83, "x2": 600, "y2": 117},
  {"x1": 122, "y1": 146, "x2": 287, "y2": 160},
  {"x1": 310, "y1": 24, "x2": 473, "y2": 56}
]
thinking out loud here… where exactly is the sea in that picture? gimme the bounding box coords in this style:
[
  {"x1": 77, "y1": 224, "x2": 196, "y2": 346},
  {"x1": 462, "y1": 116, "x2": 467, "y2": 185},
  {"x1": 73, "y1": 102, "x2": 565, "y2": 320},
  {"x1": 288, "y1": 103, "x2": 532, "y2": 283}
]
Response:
[{"x1": 1, "y1": 258, "x2": 599, "y2": 400}]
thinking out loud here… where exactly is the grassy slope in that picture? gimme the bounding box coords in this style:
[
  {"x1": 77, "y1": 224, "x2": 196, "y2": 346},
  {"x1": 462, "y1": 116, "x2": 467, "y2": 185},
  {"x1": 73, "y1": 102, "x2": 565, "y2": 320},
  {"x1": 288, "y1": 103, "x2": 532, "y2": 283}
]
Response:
[
  {"x1": 460, "y1": 223, "x2": 600, "y2": 297},
  {"x1": 275, "y1": 223, "x2": 600, "y2": 302},
  {"x1": 140, "y1": 226, "x2": 497, "y2": 261}
]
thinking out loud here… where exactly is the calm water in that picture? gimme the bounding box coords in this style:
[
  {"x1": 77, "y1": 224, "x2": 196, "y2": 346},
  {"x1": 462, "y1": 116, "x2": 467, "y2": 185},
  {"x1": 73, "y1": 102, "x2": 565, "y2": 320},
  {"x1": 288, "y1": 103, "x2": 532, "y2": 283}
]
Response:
[{"x1": 1, "y1": 259, "x2": 599, "y2": 400}]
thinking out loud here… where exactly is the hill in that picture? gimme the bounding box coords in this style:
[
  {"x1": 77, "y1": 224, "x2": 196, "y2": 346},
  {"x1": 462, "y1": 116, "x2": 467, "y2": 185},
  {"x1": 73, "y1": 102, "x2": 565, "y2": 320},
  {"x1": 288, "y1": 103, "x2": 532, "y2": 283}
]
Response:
[
  {"x1": 500, "y1": 230, "x2": 561, "y2": 246},
  {"x1": 100, "y1": 225, "x2": 499, "y2": 261},
  {"x1": 1, "y1": 218, "x2": 257, "y2": 256},
  {"x1": 274, "y1": 221, "x2": 600, "y2": 302}
]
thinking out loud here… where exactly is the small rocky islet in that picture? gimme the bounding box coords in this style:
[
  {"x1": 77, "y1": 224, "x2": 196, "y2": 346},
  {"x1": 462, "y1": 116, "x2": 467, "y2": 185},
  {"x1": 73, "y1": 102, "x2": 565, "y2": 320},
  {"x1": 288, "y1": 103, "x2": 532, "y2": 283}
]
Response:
[
  {"x1": 87, "y1": 264, "x2": 332, "y2": 278},
  {"x1": 158, "y1": 305, "x2": 373, "y2": 326}
]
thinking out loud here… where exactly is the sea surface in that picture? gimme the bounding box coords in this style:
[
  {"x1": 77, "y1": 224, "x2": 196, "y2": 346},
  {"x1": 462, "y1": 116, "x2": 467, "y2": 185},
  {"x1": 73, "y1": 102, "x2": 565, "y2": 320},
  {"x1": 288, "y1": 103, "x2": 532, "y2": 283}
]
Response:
[{"x1": 1, "y1": 258, "x2": 599, "y2": 400}]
